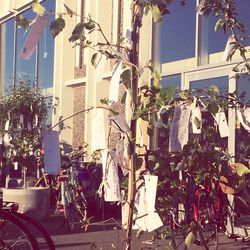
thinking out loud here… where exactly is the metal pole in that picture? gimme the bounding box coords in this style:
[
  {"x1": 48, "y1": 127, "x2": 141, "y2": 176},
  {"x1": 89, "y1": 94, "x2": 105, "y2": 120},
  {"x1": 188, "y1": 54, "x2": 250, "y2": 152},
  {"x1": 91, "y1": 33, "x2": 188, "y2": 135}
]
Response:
[
  {"x1": 12, "y1": 19, "x2": 17, "y2": 90},
  {"x1": 35, "y1": 43, "x2": 39, "y2": 92}
]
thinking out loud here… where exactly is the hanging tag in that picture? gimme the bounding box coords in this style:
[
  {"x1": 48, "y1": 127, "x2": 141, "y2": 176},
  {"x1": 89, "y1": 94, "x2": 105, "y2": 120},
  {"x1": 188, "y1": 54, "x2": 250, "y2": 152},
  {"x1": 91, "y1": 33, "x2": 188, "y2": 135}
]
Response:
[
  {"x1": 4, "y1": 120, "x2": 10, "y2": 131},
  {"x1": 191, "y1": 107, "x2": 202, "y2": 134},
  {"x1": 214, "y1": 111, "x2": 229, "y2": 137},
  {"x1": 143, "y1": 175, "x2": 163, "y2": 232},
  {"x1": 34, "y1": 115, "x2": 38, "y2": 126},
  {"x1": 109, "y1": 60, "x2": 122, "y2": 105},
  {"x1": 14, "y1": 162, "x2": 18, "y2": 170},
  {"x1": 20, "y1": 114, "x2": 24, "y2": 124},
  {"x1": 222, "y1": 35, "x2": 236, "y2": 61},
  {"x1": 27, "y1": 122, "x2": 32, "y2": 131}
]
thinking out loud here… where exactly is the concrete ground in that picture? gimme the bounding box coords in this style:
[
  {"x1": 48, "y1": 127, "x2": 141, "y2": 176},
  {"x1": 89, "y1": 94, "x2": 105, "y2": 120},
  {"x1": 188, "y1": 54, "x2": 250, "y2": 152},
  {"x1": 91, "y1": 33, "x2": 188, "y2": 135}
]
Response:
[{"x1": 38, "y1": 212, "x2": 250, "y2": 250}]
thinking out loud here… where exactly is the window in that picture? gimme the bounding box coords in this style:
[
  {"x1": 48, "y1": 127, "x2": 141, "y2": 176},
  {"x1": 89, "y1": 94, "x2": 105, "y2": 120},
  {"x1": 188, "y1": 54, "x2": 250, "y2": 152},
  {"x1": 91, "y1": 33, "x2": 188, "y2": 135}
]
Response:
[
  {"x1": 39, "y1": 0, "x2": 55, "y2": 88},
  {"x1": 190, "y1": 76, "x2": 228, "y2": 95},
  {"x1": 159, "y1": 1, "x2": 196, "y2": 63},
  {"x1": 1, "y1": 19, "x2": 15, "y2": 90},
  {"x1": 235, "y1": 75, "x2": 250, "y2": 163},
  {"x1": 199, "y1": 0, "x2": 250, "y2": 64},
  {"x1": 0, "y1": 0, "x2": 55, "y2": 91}
]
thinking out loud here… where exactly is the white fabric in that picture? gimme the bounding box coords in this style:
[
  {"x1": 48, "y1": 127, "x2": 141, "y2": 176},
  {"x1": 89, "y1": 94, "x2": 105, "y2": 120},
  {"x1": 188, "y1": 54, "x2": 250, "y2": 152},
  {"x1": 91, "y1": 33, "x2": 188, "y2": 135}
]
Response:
[
  {"x1": 214, "y1": 111, "x2": 229, "y2": 137},
  {"x1": 109, "y1": 60, "x2": 122, "y2": 104},
  {"x1": 95, "y1": 55, "x2": 106, "y2": 82},
  {"x1": 110, "y1": 113, "x2": 130, "y2": 133},
  {"x1": 43, "y1": 130, "x2": 61, "y2": 175},
  {"x1": 222, "y1": 35, "x2": 236, "y2": 61},
  {"x1": 191, "y1": 106, "x2": 202, "y2": 134},
  {"x1": 134, "y1": 175, "x2": 163, "y2": 232},
  {"x1": 102, "y1": 150, "x2": 121, "y2": 202},
  {"x1": 237, "y1": 107, "x2": 250, "y2": 132},
  {"x1": 169, "y1": 103, "x2": 193, "y2": 152},
  {"x1": 115, "y1": 135, "x2": 129, "y2": 176},
  {"x1": 91, "y1": 108, "x2": 106, "y2": 151},
  {"x1": 19, "y1": 16, "x2": 48, "y2": 60}
]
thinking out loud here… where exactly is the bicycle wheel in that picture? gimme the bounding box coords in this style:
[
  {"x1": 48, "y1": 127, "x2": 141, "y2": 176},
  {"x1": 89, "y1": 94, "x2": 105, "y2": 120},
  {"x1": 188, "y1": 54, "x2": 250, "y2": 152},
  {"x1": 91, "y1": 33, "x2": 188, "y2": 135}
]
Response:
[
  {"x1": 63, "y1": 204, "x2": 75, "y2": 232},
  {"x1": 193, "y1": 191, "x2": 218, "y2": 249},
  {"x1": 13, "y1": 212, "x2": 55, "y2": 250},
  {"x1": 169, "y1": 208, "x2": 187, "y2": 249},
  {"x1": 0, "y1": 209, "x2": 39, "y2": 250},
  {"x1": 75, "y1": 192, "x2": 88, "y2": 223}
]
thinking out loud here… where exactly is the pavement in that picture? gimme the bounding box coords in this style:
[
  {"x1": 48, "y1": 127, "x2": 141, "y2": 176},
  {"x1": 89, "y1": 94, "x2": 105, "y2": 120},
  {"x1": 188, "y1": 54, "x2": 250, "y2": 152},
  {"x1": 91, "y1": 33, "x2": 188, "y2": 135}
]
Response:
[{"x1": 37, "y1": 211, "x2": 250, "y2": 250}]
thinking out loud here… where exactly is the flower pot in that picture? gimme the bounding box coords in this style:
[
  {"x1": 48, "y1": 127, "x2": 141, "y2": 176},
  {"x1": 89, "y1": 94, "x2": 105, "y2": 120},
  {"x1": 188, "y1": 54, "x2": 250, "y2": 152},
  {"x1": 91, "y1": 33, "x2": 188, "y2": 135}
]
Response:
[{"x1": 2, "y1": 186, "x2": 50, "y2": 221}]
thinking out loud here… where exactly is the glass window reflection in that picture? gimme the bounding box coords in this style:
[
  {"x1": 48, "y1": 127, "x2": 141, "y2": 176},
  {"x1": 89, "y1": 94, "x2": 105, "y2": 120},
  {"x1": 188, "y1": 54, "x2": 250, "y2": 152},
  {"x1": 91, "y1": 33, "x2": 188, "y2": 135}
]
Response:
[{"x1": 159, "y1": 1, "x2": 196, "y2": 63}]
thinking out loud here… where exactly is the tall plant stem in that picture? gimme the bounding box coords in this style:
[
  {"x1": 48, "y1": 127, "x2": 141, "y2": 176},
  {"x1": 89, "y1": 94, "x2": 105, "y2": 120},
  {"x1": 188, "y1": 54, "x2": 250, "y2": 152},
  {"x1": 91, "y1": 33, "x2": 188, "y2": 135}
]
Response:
[{"x1": 125, "y1": 3, "x2": 142, "y2": 250}]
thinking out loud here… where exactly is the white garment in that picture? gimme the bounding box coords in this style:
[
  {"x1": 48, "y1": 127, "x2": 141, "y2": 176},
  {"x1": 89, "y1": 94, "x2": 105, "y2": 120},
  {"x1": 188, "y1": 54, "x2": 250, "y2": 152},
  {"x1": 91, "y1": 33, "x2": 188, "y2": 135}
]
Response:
[{"x1": 169, "y1": 103, "x2": 193, "y2": 152}]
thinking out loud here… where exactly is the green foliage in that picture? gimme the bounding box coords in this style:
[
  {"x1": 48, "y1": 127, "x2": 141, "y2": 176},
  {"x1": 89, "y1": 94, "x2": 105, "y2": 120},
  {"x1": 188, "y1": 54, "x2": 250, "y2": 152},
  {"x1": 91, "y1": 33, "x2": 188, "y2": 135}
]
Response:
[
  {"x1": 184, "y1": 231, "x2": 194, "y2": 247},
  {"x1": 69, "y1": 22, "x2": 85, "y2": 42},
  {"x1": 31, "y1": 1, "x2": 46, "y2": 16},
  {"x1": 214, "y1": 18, "x2": 223, "y2": 32},
  {"x1": 0, "y1": 83, "x2": 47, "y2": 156},
  {"x1": 63, "y1": 3, "x2": 74, "y2": 17},
  {"x1": 50, "y1": 16, "x2": 65, "y2": 38},
  {"x1": 85, "y1": 20, "x2": 96, "y2": 30},
  {"x1": 15, "y1": 15, "x2": 31, "y2": 30}
]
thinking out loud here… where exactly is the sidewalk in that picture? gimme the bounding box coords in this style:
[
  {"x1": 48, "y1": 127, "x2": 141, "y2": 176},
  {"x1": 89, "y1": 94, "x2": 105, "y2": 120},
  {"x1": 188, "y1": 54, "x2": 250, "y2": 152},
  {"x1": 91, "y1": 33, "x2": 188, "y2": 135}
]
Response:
[{"x1": 39, "y1": 212, "x2": 250, "y2": 250}]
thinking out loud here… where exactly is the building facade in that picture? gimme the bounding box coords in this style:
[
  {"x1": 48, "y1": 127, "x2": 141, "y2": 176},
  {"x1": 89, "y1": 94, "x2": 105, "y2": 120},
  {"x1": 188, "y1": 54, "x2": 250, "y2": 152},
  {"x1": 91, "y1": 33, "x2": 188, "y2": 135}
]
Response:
[{"x1": 0, "y1": 0, "x2": 249, "y2": 160}]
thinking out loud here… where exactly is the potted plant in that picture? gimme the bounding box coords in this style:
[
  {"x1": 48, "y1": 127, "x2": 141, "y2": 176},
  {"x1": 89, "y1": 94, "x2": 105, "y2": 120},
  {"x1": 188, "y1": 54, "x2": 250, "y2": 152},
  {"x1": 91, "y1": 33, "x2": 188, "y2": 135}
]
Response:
[{"x1": 0, "y1": 82, "x2": 50, "y2": 221}]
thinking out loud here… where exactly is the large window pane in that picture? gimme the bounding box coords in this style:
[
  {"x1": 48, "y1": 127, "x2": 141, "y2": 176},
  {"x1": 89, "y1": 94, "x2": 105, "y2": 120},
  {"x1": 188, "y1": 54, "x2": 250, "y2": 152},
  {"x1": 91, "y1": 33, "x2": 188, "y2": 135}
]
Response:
[
  {"x1": 190, "y1": 76, "x2": 228, "y2": 95},
  {"x1": 161, "y1": 74, "x2": 181, "y2": 88},
  {"x1": 159, "y1": 1, "x2": 196, "y2": 63},
  {"x1": 202, "y1": 0, "x2": 250, "y2": 56},
  {"x1": 39, "y1": 0, "x2": 55, "y2": 89},
  {"x1": 16, "y1": 0, "x2": 54, "y2": 88},
  {"x1": 2, "y1": 19, "x2": 15, "y2": 91},
  {"x1": 16, "y1": 15, "x2": 36, "y2": 85}
]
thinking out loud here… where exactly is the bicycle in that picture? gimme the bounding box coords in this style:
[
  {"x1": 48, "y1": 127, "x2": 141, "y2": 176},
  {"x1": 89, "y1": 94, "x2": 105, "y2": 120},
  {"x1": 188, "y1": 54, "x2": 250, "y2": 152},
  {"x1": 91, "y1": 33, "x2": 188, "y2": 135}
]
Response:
[
  {"x1": 0, "y1": 203, "x2": 39, "y2": 250},
  {"x1": 56, "y1": 154, "x2": 88, "y2": 232},
  {"x1": 2, "y1": 201, "x2": 55, "y2": 250}
]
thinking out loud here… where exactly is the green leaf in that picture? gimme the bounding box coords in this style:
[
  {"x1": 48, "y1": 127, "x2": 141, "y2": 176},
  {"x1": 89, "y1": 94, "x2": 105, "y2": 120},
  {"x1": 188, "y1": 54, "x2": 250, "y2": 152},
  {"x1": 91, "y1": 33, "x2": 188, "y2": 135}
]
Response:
[
  {"x1": 64, "y1": 3, "x2": 74, "y2": 17},
  {"x1": 151, "y1": 5, "x2": 162, "y2": 23},
  {"x1": 207, "y1": 102, "x2": 219, "y2": 115},
  {"x1": 153, "y1": 70, "x2": 161, "y2": 88},
  {"x1": 50, "y1": 17, "x2": 65, "y2": 38},
  {"x1": 178, "y1": 90, "x2": 189, "y2": 99},
  {"x1": 214, "y1": 18, "x2": 223, "y2": 32},
  {"x1": 15, "y1": 15, "x2": 31, "y2": 30},
  {"x1": 31, "y1": 2, "x2": 46, "y2": 16},
  {"x1": 85, "y1": 20, "x2": 96, "y2": 30},
  {"x1": 144, "y1": 5, "x2": 150, "y2": 16},
  {"x1": 121, "y1": 91, "x2": 127, "y2": 104},
  {"x1": 194, "y1": 116, "x2": 201, "y2": 129},
  {"x1": 209, "y1": 84, "x2": 219, "y2": 94},
  {"x1": 121, "y1": 69, "x2": 131, "y2": 89},
  {"x1": 100, "y1": 98, "x2": 109, "y2": 105},
  {"x1": 184, "y1": 231, "x2": 194, "y2": 247},
  {"x1": 160, "y1": 85, "x2": 175, "y2": 102},
  {"x1": 91, "y1": 53, "x2": 99, "y2": 67},
  {"x1": 69, "y1": 22, "x2": 85, "y2": 42},
  {"x1": 234, "y1": 163, "x2": 250, "y2": 177},
  {"x1": 136, "y1": 230, "x2": 144, "y2": 238}
]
